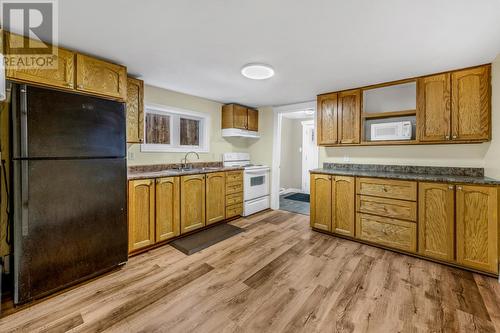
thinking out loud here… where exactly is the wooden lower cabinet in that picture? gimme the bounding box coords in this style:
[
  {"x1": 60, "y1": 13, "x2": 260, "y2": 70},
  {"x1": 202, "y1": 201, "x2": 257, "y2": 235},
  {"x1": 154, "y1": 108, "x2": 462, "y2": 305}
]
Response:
[
  {"x1": 356, "y1": 213, "x2": 417, "y2": 252},
  {"x1": 332, "y1": 176, "x2": 355, "y2": 236},
  {"x1": 206, "y1": 172, "x2": 226, "y2": 225},
  {"x1": 456, "y1": 185, "x2": 498, "y2": 273},
  {"x1": 311, "y1": 172, "x2": 500, "y2": 275},
  {"x1": 180, "y1": 174, "x2": 206, "y2": 233},
  {"x1": 418, "y1": 183, "x2": 455, "y2": 261},
  {"x1": 155, "y1": 177, "x2": 180, "y2": 242},
  {"x1": 128, "y1": 179, "x2": 155, "y2": 252},
  {"x1": 310, "y1": 174, "x2": 332, "y2": 231}
]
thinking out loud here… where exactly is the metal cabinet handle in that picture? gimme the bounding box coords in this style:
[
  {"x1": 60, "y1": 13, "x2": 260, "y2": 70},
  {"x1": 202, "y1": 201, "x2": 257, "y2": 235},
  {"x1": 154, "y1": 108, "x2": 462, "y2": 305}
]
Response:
[
  {"x1": 448, "y1": 185, "x2": 454, "y2": 190},
  {"x1": 445, "y1": 135, "x2": 450, "y2": 140},
  {"x1": 457, "y1": 186, "x2": 463, "y2": 190},
  {"x1": 452, "y1": 135, "x2": 457, "y2": 139},
  {"x1": 77, "y1": 84, "x2": 84, "y2": 89}
]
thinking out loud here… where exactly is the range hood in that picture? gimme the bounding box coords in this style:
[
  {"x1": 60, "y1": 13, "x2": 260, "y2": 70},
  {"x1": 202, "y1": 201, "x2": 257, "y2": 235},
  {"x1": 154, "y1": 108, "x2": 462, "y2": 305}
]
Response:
[{"x1": 222, "y1": 128, "x2": 260, "y2": 138}]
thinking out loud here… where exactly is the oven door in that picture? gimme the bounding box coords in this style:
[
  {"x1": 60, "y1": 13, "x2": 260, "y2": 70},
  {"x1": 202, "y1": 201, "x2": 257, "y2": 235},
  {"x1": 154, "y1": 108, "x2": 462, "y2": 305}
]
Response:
[{"x1": 244, "y1": 168, "x2": 270, "y2": 201}]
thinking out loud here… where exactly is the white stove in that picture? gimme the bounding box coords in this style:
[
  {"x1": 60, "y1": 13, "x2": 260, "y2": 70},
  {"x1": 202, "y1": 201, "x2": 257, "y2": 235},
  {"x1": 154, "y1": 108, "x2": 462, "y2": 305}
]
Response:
[{"x1": 223, "y1": 153, "x2": 270, "y2": 216}]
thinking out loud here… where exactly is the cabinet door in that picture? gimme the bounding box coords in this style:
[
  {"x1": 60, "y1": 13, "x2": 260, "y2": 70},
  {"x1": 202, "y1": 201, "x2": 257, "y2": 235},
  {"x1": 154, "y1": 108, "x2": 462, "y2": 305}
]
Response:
[
  {"x1": 338, "y1": 90, "x2": 361, "y2": 144},
  {"x1": 5, "y1": 33, "x2": 75, "y2": 90},
  {"x1": 317, "y1": 93, "x2": 338, "y2": 145},
  {"x1": 155, "y1": 177, "x2": 180, "y2": 242},
  {"x1": 451, "y1": 66, "x2": 491, "y2": 141},
  {"x1": 418, "y1": 183, "x2": 455, "y2": 261},
  {"x1": 310, "y1": 174, "x2": 332, "y2": 231},
  {"x1": 247, "y1": 108, "x2": 259, "y2": 131},
  {"x1": 180, "y1": 174, "x2": 206, "y2": 233},
  {"x1": 417, "y1": 73, "x2": 451, "y2": 142},
  {"x1": 126, "y1": 77, "x2": 144, "y2": 143},
  {"x1": 233, "y1": 105, "x2": 248, "y2": 129},
  {"x1": 332, "y1": 176, "x2": 355, "y2": 236},
  {"x1": 206, "y1": 172, "x2": 226, "y2": 225},
  {"x1": 456, "y1": 185, "x2": 498, "y2": 273},
  {"x1": 76, "y1": 54, "x2": 127, "y2": 100},
  {"x1": 128, "y1": 179, "x2": 155, "y2": 252}
]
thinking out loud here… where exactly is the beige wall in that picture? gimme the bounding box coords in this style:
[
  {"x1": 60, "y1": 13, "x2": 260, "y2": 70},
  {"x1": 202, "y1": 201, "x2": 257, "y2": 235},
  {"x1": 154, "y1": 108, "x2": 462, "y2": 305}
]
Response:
[
  {"x1": 248, "y1": 106, "x2": 274, "y2": 167},
  {"x1": 127, "y1": 85, "x2": 249, "y2": 166},
  {"x1": 319, "y1": 54, "x2": 500, "y2": 178}
]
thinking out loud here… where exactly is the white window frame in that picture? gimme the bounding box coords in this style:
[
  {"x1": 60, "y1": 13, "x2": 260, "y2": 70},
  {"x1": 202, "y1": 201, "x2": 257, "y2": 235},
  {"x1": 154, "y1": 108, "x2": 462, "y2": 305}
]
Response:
[{"x1": 141, "y1": 103, "x2": 210, "y2": 153}]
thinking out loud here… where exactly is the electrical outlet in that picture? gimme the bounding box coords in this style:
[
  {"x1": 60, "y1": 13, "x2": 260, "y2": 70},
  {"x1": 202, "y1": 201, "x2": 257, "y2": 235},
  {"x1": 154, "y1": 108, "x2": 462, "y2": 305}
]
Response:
[{"x1": 128, "y1": 151, "x2": 135, "y2": 160}]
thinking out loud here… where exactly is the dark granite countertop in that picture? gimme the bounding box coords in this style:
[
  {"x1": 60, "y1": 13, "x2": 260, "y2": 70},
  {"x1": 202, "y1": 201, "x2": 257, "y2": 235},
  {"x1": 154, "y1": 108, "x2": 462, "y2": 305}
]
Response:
[
  {"x1": 310, "y1": 163, "x2": 500, "y2": 185},
  {"x1": 128, "y1": 166, "x2": 243, "y2": 180}
]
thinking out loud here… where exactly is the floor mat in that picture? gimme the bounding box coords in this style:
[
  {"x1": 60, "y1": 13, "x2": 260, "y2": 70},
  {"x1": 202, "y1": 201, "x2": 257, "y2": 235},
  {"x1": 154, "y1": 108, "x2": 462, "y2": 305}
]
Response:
[
  {"x1": 170, "y1": 223, "x2": 245, "y2": 255},
  {"x1": 284, "y1": 192, "x2": 310, "y2": 202}
]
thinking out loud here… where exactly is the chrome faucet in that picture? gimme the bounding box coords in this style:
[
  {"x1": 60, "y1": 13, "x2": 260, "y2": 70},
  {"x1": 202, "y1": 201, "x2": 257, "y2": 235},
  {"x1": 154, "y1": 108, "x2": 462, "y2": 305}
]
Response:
[{"x1": 181, "y1": 151, "x2": 200, "y2": 169}]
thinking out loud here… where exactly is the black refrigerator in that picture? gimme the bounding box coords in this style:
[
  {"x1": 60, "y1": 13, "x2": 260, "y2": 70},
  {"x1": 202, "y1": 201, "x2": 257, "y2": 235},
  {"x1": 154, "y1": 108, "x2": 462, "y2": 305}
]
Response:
[{"x1": 11, "y1": 84, "x2": 128, "y2": 304}]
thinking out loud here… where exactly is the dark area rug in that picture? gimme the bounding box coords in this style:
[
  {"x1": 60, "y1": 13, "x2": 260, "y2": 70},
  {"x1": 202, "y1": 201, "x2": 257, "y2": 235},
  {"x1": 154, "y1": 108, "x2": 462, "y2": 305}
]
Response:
[
  {"x1": 170, "y1": 223, "x2": 245, "y2": 255},
  {"x1": 284, "y1": 193, "x2": 310, "y2": 203}
]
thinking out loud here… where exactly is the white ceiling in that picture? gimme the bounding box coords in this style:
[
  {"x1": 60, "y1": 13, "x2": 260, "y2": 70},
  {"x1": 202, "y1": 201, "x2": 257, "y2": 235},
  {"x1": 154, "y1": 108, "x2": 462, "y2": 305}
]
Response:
[{"x1": 59, "y1": 0, "x2": 500, "y2": 107}]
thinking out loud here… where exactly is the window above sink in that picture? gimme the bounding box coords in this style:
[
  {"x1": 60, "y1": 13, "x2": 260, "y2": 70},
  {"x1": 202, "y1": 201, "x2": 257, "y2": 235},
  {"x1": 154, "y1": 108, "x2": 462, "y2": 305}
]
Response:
[{"x1": 141, "y1": 103, "x2": 210, "y2": 153}]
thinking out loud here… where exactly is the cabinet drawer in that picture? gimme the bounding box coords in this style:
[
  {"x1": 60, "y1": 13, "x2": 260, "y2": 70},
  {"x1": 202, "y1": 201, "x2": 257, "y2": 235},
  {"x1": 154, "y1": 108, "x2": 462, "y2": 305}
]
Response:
[
  {"x1": 226, "y1": 182, "x2": 243, "y2": 194},
  {"x1": 356, "y1": 213, "x2": 417, "y2": 252},
  {"x1": 357, "y1": 195, "x2": 417, "y2": 221},
  {"x1": 226, "y1": 192, "x2": 243, "y2": 206},
  {"x1": 226, "y1": 171, "x2": 243, "y2": 183},
  {"x1": 226, "y1": 203, "x2": 243, "y2": 219},
  {"x1": 356, "y1": 178, "x2": 417, "y2": 201}
]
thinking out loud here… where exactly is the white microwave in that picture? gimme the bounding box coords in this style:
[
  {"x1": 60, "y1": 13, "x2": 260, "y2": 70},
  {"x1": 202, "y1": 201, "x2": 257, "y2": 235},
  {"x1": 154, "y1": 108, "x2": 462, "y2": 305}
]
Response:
[{"x1": 371, "y1": 121, "x2": 412, "y2": 141}]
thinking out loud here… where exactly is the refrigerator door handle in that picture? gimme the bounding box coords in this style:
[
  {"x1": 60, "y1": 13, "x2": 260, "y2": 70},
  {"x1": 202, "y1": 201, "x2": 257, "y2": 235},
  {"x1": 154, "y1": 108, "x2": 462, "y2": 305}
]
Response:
[
  {"x1": 20, "y1": 85, "x2": 28, "y2": 159},
  {"x1": 21, "y1": 160, "x2": 29, "y2": 236}
]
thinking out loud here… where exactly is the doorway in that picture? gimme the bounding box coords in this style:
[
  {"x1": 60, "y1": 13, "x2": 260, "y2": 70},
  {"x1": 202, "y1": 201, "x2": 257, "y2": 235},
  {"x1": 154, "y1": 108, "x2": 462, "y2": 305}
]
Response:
[
  {"x1": 301, "y1": 120, "x2": 318, "y2": 194},
  {"x1": 271, "y1": 101, "x2": 318, "y2": 215}
]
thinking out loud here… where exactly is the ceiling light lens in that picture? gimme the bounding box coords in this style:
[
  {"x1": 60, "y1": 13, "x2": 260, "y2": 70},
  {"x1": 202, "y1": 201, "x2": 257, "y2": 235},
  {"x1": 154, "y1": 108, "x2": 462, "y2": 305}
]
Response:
[{"x1": 241, "y1": 64, "x2": 274, "y2": 80}]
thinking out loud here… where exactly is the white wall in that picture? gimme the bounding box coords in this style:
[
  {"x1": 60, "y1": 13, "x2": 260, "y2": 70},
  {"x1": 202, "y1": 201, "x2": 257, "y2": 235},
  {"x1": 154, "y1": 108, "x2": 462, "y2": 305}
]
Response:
[
  {"x1": 319, "y1": 55, "x2": 500, "y2": 178},
  {"x1": 280, "y1": 118, "x2": 303, "y2": 190},
  {"x1": 127, "y1": 85, "x2": 249, "y2": 166}
]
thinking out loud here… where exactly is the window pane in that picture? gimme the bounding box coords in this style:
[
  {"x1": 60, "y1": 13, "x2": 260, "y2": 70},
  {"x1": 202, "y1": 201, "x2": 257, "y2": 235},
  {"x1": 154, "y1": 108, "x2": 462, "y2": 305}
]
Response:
[
  {"x1": 180, "y1": 118, "x2": 200, "y2": 146},
  {"x1": 146, "y1": 113, "x2": 170, "y2": 144}
]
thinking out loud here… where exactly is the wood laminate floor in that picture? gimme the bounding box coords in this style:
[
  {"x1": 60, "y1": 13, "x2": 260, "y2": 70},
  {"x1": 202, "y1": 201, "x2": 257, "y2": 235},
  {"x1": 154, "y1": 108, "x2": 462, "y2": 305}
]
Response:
[{"x1": 1, "y1": 210, "x2": 500, "y2": 332}]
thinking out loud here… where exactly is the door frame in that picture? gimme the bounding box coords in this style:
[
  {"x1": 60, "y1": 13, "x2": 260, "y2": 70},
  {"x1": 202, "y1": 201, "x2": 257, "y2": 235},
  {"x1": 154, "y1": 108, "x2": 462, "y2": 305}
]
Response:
[
  {"x1": 271, "y1": 101, "x2": 317, "y2": 210},
  {"x1": 301, "y1": 120, "x2": 318, "y2": 193}
]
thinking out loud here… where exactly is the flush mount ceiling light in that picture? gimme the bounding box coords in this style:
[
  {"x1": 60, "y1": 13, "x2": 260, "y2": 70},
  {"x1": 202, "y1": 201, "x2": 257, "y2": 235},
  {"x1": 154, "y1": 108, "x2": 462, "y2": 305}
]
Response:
[{"x1": 241, "y1": 63, "x2": 275, "y2": 80}]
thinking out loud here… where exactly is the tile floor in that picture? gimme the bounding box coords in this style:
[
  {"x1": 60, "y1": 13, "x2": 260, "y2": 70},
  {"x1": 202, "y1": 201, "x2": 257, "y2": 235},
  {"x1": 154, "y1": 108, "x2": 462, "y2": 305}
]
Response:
[{"x1": 279, "y1": 193, "x2": 310, "y2": 215}]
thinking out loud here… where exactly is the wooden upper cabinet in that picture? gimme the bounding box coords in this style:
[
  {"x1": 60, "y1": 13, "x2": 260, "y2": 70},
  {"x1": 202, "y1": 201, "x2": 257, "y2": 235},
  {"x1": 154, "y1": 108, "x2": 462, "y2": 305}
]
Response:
[
  {"x1": 418, "y1": 183, "x2": 455, "y2": 261},
  {"x1": 332, "y1": 176, "x2": 355, "y2": 237},
  {"x1": 310, "y1": 174, "x2": 332, "y2": 231},
  {"x1": 155, "y1": 177, "x2": 180, "y2": 242},
  {"x1": 222, "y1": 104, "x2": 259, "y2": 131},
  {"x1": 338, "y1": 90, "x2": 361, "y2": 144},
  {"x1": 451, "y1": 65, "x2": 491, "y2": 141},
  {"x1": 75, "y1": 54, "x2": 127, "y2": 100},
  {"x1": 5, "y1": 32, "x2": 75, "y2": 90},
  {"x1": 247, "y1": 108, "x2": 259, "y2": 131},
  {"x1": 128, "y1": 179, "x2": 155, "y2": 252},
  {"x1": 126, "y1": 77, "x2": 144, "y2": 143},
  {"x1": 456, "y1": 185, "x2": 498, "y2": 273},
  {"x1": 317, "y1": 93, "x2": 338, "y2": 145},
  {"x1": 417, "y1": 73, "x2": 451, "y2": 142},
  {"x1": 206, "y1": 172, "x2": 226, "y2": 225},
  {"x1": 180, "y1": 174, "x2": 206, "y2": 234}
]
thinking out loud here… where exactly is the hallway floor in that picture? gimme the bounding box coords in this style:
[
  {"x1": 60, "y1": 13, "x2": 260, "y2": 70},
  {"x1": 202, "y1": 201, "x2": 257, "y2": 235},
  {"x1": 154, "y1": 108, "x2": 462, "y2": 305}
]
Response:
[{"x1": 279, "y1": 193, "x2": 310, "y2": 215}]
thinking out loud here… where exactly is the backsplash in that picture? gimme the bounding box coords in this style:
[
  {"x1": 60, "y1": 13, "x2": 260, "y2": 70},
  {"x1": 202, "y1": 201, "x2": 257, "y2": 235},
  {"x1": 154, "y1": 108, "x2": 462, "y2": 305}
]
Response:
[
  {"x1": 322, "y1": 163, "x2": 485, "y2": 177},
  {"x1": 128, "y1": 161, "x2": 223, "y2": 173}
]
